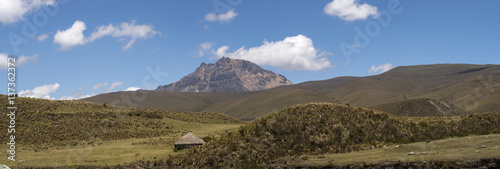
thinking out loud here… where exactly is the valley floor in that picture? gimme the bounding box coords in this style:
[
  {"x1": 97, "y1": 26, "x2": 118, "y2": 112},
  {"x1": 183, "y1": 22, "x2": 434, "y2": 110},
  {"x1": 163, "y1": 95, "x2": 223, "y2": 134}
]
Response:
[{"x1": 3, "y1": 133, "x2": 498, "y2": 168}]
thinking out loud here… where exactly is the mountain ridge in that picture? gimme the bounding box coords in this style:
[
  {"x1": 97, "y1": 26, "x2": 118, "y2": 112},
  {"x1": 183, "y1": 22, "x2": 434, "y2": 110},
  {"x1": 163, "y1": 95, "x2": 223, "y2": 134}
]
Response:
[{"x1": 84, "y1": 63, "x2": 500, "y2": 120}]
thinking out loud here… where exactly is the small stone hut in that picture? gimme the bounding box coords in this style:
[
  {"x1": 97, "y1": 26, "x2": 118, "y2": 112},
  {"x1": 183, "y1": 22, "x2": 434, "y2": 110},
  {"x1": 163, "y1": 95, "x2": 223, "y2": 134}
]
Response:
[{"x1": 174, "y1": 132, "x2": 206, "y2": 149}]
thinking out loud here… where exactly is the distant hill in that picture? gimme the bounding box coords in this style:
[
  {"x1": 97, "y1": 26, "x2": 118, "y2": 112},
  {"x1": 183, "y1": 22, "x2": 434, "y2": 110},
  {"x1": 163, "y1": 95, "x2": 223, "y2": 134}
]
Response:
[
  {"x1": 370, "y1": 98, "x2": 467, "y2": 117},
  {"x1": 156, "y1": 57, "x2": 292, "y2": 92},
  {"x1": 130, "y1": 103, "x2": 500, "y2": 168},
  {"x1": 84, "y1": 64, "x2": 500, "y2": 120}
]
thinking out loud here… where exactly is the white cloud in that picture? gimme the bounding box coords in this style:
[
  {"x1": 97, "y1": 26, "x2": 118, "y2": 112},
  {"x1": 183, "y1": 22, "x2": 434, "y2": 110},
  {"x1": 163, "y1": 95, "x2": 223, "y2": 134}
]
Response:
[
  {"x1": 124, "y1": 87, "x2": 141, "y2": 91},
  {"x1": 213, "y1": 34, "x2": 332, "y2": 71},
  {"x1": 0, "y1": 53, "x2": 39, "y2": 70},
  {"x1": 0, "y1": 0, "x2": 56, "y2": 24},
  {"x1": 369, "y1": 63, "x2": 393, "y2": 74},
  {"x1": 18, "y1": 54, "x2": 39, "y2": 65},
  {"x1": 58, "y1": 87, "x2": 84, "y2": 100},
  {"x1": 88, "y1": 21, "x2": 159, "y2": 50},
  {"x1": 198, "y1": 42, "x2": 214, "y2": 57},
  {"x1": 58, "y1": 95, "x2": 75, "y2": 100},
  {"x1": 54, "y1": 20, "x2": 159, "y2": 50},
  {"x1": 53, "y1": 20, "x2": 87, "y2": 50},
  {"x1": 19, "y1": 83, "x2": 59, "y2": 100},
  {"x1": 78, "y1": 93, "x2": 96, "y2": 99},
  {"x1": 0, "y1": 53, "x2": 8, "y2": 69},
  {"x1": 324, "y1": 0, "x2": 379, "y2": 21},
  {"x1": 37, "y1": 34, "x2": 49, "y2": 42},
  {"x1": 59, "y1": 93, "x2": 96, "y2": 100},
  {"x1": 205, "y1": 9, "x2": 238, "y2": 22},
  {"x1": 61, "y1": 81, "x2": 125, "y2": 100},
  {"x1": 105, "y1": 81, "x2": 123, "y2": 92},
  {"x1": 91, "y1": 82, "x2": 108, "y2": 91}
]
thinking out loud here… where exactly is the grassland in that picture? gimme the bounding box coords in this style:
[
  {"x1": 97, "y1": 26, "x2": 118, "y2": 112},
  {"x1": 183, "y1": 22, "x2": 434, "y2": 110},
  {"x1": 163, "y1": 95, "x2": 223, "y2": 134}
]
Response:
[
  {"x1": 0, "y1": 96, "x2": 244, "y2": 167},
  {"x1": 1, "y1": 97, "x2": 499, "y2": 168},
  {"x1": 294, "y1": 134, "x2": 500, "y2": 167},
  {"x1": 84, "y1": 64, "x2": 500, "y2": 121},
  {"x1": 0, "y1": 123, "x2": 241, "y2": 167},
  {"x1": 130, "y1": 103, "x2": 500, "y2": 168}
]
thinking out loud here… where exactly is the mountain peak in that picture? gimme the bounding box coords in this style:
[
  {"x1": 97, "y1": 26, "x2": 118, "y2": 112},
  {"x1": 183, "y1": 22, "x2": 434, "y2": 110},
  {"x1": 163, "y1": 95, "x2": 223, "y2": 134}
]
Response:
[
  {"x1": 218, "y1": 56, "x2": 231, "y2": 62},
  {"x1": 156, "y1": 58, "x2": 293, "y2": 92}
]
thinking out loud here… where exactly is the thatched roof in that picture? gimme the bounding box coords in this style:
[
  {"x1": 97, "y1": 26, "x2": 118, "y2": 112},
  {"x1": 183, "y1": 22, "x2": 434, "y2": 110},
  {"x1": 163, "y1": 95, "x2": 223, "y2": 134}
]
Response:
[{"x1": 174, "y1": 132, "x2": 206, "y2": 145}]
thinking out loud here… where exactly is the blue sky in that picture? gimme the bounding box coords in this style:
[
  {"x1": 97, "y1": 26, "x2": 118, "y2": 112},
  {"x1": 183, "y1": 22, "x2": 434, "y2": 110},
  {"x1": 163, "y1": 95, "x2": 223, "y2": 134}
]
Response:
[{"x1": 0, "y1": 0, "x2": 499, "y2": 100}]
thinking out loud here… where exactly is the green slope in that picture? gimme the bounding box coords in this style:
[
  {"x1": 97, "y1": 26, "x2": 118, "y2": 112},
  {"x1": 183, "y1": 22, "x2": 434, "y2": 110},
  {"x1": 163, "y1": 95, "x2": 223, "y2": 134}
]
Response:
[
  {"x1": 325, "y1": 64, "x2": 500, "y2": 112},
  {"x1": 370, "y1": 98, "x2": 467, "y2": 117},
  {"x1": 202, "y1": 88, "x2": 334, "y2": 121}
]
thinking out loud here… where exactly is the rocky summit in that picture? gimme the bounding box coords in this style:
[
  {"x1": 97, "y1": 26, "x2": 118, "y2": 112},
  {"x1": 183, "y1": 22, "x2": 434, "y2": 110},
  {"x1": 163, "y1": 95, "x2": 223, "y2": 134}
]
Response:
[{"x1": 155, "y1": 57, "x2": 293, "y2": 92}]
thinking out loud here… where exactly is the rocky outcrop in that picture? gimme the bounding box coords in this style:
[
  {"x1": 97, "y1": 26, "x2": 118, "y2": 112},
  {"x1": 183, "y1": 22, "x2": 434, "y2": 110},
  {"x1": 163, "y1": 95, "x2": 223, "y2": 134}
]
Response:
[{"x1": 156, "y1": 57, "x2": 292, "y2": 92}]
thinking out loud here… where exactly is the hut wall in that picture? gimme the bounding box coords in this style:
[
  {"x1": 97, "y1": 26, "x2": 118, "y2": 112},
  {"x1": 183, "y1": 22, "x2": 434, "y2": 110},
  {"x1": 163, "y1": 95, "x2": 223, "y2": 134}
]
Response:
[{"x1": 175, "y1": 143, "x2": 203, "y2": 149}]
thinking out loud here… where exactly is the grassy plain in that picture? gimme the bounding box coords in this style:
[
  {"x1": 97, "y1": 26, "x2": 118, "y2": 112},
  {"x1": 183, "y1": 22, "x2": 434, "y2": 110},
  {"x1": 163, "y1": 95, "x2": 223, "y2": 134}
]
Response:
[{"x1": 297, "y1": 134, "x2": 500, "y2": 167}]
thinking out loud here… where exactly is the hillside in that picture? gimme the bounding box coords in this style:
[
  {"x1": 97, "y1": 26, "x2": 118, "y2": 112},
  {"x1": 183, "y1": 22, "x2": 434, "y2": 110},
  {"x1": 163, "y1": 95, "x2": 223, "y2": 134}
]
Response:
[
  {"x1": 0, "y1": 96, "x2": 244, "y2": 166},
  {"x1": 370, "y1": 98, "x2": 467, "y2": 117},
  {"x1": 129, "y1": 103, "x2": 500, "y2": 168},
  {"x1": 156, "y1": 57, "x2": 292, "y2": 92},
  {"x1": 84, "y1": 64, "x2": 500, "y2": 120},
  {"x1": 286, "y1": 134, "x2": 500, "y2": 168}
]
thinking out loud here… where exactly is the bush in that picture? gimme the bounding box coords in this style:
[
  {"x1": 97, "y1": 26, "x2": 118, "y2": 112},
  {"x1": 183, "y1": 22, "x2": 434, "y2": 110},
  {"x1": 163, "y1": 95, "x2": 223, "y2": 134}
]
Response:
[{"x1": 202, "y1": 136, "x2": 212, "y2": 143}]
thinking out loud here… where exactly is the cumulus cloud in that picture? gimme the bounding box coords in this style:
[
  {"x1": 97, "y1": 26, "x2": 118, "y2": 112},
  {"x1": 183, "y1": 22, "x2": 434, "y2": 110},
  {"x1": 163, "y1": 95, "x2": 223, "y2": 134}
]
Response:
[
  {"x1": 19, "y1": 83, "x2": 59, "y2": 100},
  {"x1": 105, "y1": 81, "x2": 123, "y2": 92},
  {"x1": 37, "y1": 34, "x2": 49, "y2": 42},
  {"x1": 54, "y1": 20, "x2": 159, "y2": 50},
  {"x1": 53, "y1": 20, "x2": 87, "y2": 50},
  {"x1": 59, "y1": 93, "x2": 96, "y2": 100},
  {"x1": 78, "y1": 93, "x2": 96, "y2": 99},
  {"x1": 124, "y1": 87, "x2": 141, "y2": 91},
  {"x1": 198, "y1": 42, "x2": 214, "y2": 57},
  {"x1": 58, "y1": 95, "x2": 75, "y2": 100},
  {"x1": 369, "y1": 63, "x2": 393, "y2": 74},
  {"x1": 0, "y1": 53, "x2": 9, "y2": 69},
  {"x1": 88, "y1": 21, "x2": 159, "y2": 50},
  {"x1": 205, "y1": 9, "x2": 238, "y2": 22},
  {"x1": 0, "y1": 0, "x2": 56, "y2": 24},
  {"x1": 213, "y1": 34, "x2": 332, "y2": 71},
  {"x1": 91, "y1": 82, "x2": 108, "y2": 91},
  {"x1": 324, "y1": 0, "x2": 379, "y2": 21},
  {"x1": 18, "y1": 54, "x2": 39, "y2": 65},
  {"x1": 0, "y1": 53, "x2": 39, "y2": 69}
]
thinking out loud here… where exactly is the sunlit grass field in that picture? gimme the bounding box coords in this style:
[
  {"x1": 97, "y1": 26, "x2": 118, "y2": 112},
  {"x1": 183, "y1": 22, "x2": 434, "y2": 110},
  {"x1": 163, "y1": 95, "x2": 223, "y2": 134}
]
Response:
[
  {"x1": 0, "y1": 123, "x2": 242, "y2": 167},
  {"x1": 297, "y1": 134, "x2": 500, "y2": 167}
]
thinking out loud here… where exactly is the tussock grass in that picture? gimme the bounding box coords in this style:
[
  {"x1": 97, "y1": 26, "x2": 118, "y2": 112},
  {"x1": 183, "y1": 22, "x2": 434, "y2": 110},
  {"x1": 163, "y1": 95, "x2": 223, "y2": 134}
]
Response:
[{"x1": 132, "y1": 103, "x2": 500, "y2": 168}]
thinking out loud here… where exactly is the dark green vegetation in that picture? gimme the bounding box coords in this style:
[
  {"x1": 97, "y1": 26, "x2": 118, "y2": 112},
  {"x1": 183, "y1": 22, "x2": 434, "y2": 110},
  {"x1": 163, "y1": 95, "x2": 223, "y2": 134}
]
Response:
[
  {"x1": 370, "y1": 98, "x2": 467, "y2": 117},
  {"x1": 128, "y1": 103, "x2": 500, "y2": 168},
  {"x1": 84, "y1": 64, "x2": 500, "y2": 120},
  {"x1": 0, "y1": 96, "x2": 242, "y2": 152}
]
